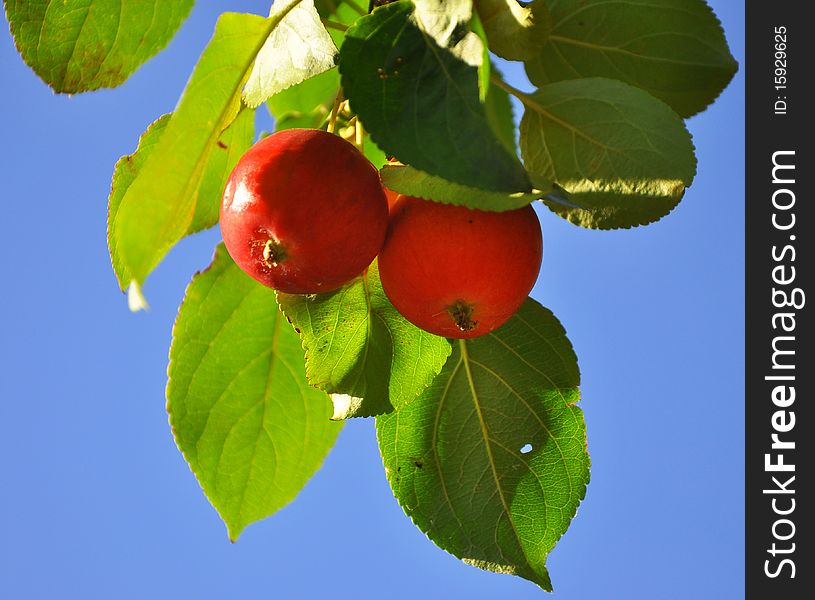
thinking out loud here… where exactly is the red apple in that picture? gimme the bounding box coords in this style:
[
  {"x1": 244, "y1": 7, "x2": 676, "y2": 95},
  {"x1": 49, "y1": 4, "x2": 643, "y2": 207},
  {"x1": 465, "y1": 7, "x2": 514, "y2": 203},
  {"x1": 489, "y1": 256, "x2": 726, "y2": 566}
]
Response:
[
  {"x1": 379, "y1": 196, "x2": 542, "y2": 338},
  {"x1": 220, "y1": 129, "x2": 388, "y2": 294}
]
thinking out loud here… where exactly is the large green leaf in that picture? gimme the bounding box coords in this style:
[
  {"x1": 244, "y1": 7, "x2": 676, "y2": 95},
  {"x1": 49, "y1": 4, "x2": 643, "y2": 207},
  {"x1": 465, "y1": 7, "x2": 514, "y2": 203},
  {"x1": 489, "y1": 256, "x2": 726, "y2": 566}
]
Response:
[
  {"x1": 339, "y1": 1, "x2": 531, "y2": 193},
  {"x1": 518, "y1": 77, "x2": 696, "y2": 229},
  {"x1": 107, "y1": 114, "x2": 168, "y2": 308},
  {"x1": 277, "y1": 262, "x2": 452, "y2": 420},
  {"x1": 186, "y1": 107, "x2": 255, "y2": 235},
  {"x1": 109, "y1": 9, "x2": 303, "y2": 301},
  {"x1": 4, "y1": 0, "x2": 193, "y2": 93},
  {"x1": 376, "y1": 299, "x2": 589, "y2": 591},
  {"x1": 167, "y1": 244, "x2": 342, "y2": 541},
  {"x1": 107, "y1": 105, "x2": 254, "y2": 304},
  {"x1": 524, "y1": 0, "x2": 738, "y2": 118},
  {"x1": 243, "y1": 0, "x2": 338, "y2": 108},
  {"x1": 475, "y1": 0, "x2": 549, "y2": 61},
  {"x1": 380, "y1": 164, "x2": 548, "y2": 211}
]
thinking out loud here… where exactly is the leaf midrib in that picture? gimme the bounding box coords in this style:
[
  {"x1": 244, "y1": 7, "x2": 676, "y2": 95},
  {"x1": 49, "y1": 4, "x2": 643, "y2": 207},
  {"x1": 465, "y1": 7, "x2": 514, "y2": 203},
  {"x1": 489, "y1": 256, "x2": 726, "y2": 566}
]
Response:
[
  {"x1": 232, "y1": 311, "x2": 282, "y2": 536},
  {"x1": 547, "y1": 34, "x2": 733, "y2": 69},
  {"x1": 432, "y1": 356, "x2": 468, "y2": 534},
  {"x1": 458, "y1": 339, "x2": 527, "y2": 561}
]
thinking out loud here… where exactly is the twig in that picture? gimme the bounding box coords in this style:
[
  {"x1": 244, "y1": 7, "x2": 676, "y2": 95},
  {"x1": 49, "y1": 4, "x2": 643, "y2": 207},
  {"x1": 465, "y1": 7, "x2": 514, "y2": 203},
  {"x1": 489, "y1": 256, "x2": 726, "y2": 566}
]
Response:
[
  {"x1": 344, "y1": 0, "x2": 367, "y2": 16},
  {"x1": 327, "y1": 88, "x2": 345, "y2": 134},
  {"x1": 321, "y1": 19, "x2": 348, "y2": 32}
]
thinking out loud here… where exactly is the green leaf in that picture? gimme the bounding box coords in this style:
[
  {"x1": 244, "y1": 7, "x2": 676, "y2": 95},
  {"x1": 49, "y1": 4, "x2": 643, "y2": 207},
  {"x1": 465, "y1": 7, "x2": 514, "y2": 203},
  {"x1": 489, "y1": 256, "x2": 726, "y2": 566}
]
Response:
[
  {"x1": 540, "y1": 183, "x2": 685, "y2": 230},
  {"x1": 4, "y1": 0, "x2": 193, "y2": 93},
  {"x1": 167, "y1": 244, "x2": 342, "y2": 541},
  {"x1": 315, "y1": 0, "x2": 351, "y2": 17},
  {"x1": 243, "y1": 0, "x2": 339, "y2": 108},
  {"x1": 380, "y1": 164, "x2": 548, "y2": 211},
  {"x1": 485, "y1": 68, "x2": 519, "y2": 155},
  {"x1": 266, "y1": 0, "x2": 364, "y2": 127},
  {"x1": 277, "y1": 261, "x2": 452, "y2": 420},
  {"x1": 267, "y1": 67, "x2": 339, "y2": 120},
  {"x1": 339, "y1": 1, "x2": 531, "y2": 193},
  {"x1": 524, "y1": 0, "x2": 738, "y2": 118},
  {"x1": 518, "y1": 77, "x2": 696, "y2": 229},
  {"x1": 362, "y1": 133, "x2": 387, "y2": 169},
  {"x1": 274, "y1": 110, "x2": 327, "y2": 132},
  {"x1": 475, "y1": 0, "x2": 550, "y2": 61},
  {"x1": 315, "y1": 0, "x2": 364, "y2": 41},
  {"x1": 187, "y1": 107, "x2": 255, "y2": 235},
  {"x1": 107, "y1": 114, "x2": 169, "y2": 294},
  {"x1": 413, "y1": 0, "x2": 473, "y2": 48},
  {"x1": 107, "y1": 106, "x2": 255, "y2": 294},
  {"x1": 109, "y1": 9, "x2": 301, "y2": 298},
  {"x1": 376, "y1": 299, "x2": 589, "y2": 591},
  {"x1": 469, "y1": 4, "x2": 490, "y2": 103},
  {"x1": 316, "y1": 0, "x2": 366, "y2": 23}
]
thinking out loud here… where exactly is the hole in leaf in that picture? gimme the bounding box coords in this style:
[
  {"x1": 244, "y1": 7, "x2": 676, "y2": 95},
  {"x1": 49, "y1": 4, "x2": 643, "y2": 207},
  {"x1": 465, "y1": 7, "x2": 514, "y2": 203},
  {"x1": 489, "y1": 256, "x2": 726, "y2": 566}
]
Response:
[{"x1": 520, "y1": 443, "x2": 533, "y2": 454}]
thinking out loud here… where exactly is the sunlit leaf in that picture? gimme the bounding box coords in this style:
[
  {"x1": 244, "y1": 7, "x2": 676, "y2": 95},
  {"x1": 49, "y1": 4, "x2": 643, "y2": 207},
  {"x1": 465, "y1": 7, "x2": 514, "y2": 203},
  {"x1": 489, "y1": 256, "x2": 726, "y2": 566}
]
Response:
[
  {"x1": 475, "y1": 0, "x2": 549, "y2": 61},
  {"x1": 519, "y1": 77, "x2": 696, "y2": 229},
  {"x1": 109, "y1": 9, "x2": 301, "y2": 297},
  {"x1": 244, "y1": 0, "x2": 339, "y2": 108},
  {"x1": 377, "y1": 299, "x2": 589, "y2": 591},
  {"x1": 277, "y1": 262, "x2": 452, "y2": 419},
  {"x1": 524, "y1": 0, "x2": 738, "y2": 118},
  {"x1": 380, "y1": 164, "x2": 548, "y2": 211},
  {"x1": 167, "y1": 244, "x2": 342, "y2": 541},
  {"x1": 340, "y1": 1, "x2": 530, "y2": 193},
  {"x1": 4, "y1": 0, "x2": 193, "y2": 93}
]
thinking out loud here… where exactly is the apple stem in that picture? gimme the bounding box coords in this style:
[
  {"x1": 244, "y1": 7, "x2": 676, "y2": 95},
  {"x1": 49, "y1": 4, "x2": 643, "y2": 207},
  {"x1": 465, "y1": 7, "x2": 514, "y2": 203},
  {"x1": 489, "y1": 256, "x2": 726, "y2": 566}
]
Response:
[
  {"x1": 327, "y1": 88, "x2": 344, "y2": 134},
  {"x1": 346, "y1": 116, "x2": 365, "y2": 152},
  {"x1": 262, "y1": 238, "x2": 287, "y2": 268},
  {"x1": 321, "y1": 19, "x2": 348, "y2": 32}
]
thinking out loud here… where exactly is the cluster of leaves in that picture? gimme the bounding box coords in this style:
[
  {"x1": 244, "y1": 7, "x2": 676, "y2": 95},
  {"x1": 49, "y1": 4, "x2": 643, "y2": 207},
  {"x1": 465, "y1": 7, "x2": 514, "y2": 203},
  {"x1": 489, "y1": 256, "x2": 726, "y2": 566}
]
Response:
[{"x1": 4, "y1": 0, "x2": 736, "y2": 591}]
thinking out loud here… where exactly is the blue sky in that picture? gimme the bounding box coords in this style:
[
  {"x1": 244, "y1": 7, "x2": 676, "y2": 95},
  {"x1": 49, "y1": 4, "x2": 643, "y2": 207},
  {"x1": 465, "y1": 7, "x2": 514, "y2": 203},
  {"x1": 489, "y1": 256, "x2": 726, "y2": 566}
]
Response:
[{"x1": 0, "y1": 2, "x2": 744, "y2": 598}]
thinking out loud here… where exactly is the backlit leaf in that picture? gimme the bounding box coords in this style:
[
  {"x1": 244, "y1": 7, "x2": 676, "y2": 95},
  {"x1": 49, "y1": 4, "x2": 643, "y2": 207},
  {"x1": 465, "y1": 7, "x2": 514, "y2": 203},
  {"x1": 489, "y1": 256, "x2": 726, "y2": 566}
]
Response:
[
  {"x1": 109, "y1": 9, "x2": 301, "y2": 299},
  {"x1": 524, "y1": 0, "x2": 738, "y2": 118},
  {"x1": 380, "y1": 164, "x2": 548, "y2": 211},
  {"x1": 377, "y1": 299, "x2": 589, "y2": 591},
  {"x1": 339, "y1": 1, "x2": 530, "y2": 193},
  {"x1": 167, "y1": 244, "x2": 342, "y2": 541},
  {"x1": 475, "y1": 0, "x2": 549, "y2": 61},
  {"x1": 519, "y1": 77, "x2": 696, "y2": 229},
  {"x1": 107, "y1": 108, "x2": 254, "y2": 295},
  {"x1": 4, "y1": 0, "x2": 193, "y2": 93},
  {"x1": 277, "y1": 262, "x2": 452, "y2": 419},
  {"x1": 243, "y1": 0, "x2": 339, "y2": 108}
]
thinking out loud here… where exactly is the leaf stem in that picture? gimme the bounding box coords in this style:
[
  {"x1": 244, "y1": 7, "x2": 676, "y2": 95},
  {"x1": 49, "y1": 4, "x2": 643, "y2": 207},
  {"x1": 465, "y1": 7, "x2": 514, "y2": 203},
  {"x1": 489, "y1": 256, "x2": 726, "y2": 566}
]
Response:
[
  {"x1": 321, "y1": 19, "x2": 348, "y2": 32},
  {"x1": 489, "y1": 73, "x2": 535, "y2": 109},
  {"x1": 354, "y1": 119, "x2": 364, "y2": 151},
  {"x1": 327, "y1": 88, "x2": 345, "y2": 134},
  {"x1": 458, "y1": 338, "x2": 527, "y2": 554},
  {"x1": 344, "y1": 0, "x2": 367, "y2": 16}
]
